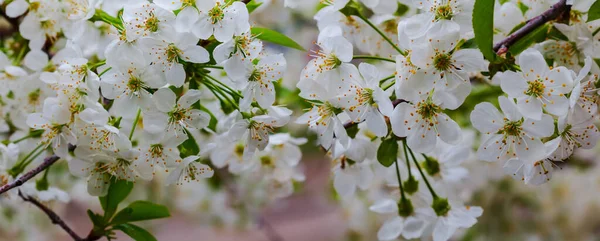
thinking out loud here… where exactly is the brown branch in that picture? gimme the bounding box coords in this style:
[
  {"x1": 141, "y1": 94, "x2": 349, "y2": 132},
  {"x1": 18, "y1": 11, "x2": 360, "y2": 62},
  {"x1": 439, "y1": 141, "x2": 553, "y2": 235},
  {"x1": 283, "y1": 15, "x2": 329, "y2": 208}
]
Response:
[
  {"x1": 18, "y1": 190, "x2": 84, "y2": 241},
  {"x1": 0, "y1": 144, "x2": 75, "y2": 196},
  {"x1": 0, "y1": 155, "x2": 60, "y2": 195},
  {"x1": 343, "y1": 99, "x2": 407, "y2": 129},
  {"x1": 493, "y1": 0, "x2": 569, "y2": 55}
]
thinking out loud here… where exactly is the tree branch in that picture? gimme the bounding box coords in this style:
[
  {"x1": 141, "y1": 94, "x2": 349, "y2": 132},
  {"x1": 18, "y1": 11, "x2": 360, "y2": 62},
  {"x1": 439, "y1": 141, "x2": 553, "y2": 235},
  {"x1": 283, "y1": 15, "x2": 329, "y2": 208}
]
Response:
[
  {"x1": 493, "y1": 0, "x2": 569, "y2": 55},
  {"x1": 0, "y1": 155, "x2": 60, "y2": 195},
  {"x1": 18, "y1": 190, "x2": 84, "y2": 241}
]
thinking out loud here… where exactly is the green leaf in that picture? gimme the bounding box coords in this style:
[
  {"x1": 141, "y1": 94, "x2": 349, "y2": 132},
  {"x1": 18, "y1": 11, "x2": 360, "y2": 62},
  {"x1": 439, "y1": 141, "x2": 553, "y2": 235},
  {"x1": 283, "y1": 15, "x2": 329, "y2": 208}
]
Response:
[
  {"x1": 473, "y1": 0, "x2": 497, "y2": 62},
  {"x1": 346, "y1": 124, "x2": 359, "y2": 139},
  {"x1": 110, "y1": 201, "x2": 170, "y2": 225},
  {"x1": 394, "y1": 2, "x2": 409, "y2": 17},
  {"x1": 245, "y1": 0, "x2": 263, "y2": 13},
  {"x1": 99, "y1": 179, "x2": 133, "y2": 220},
  {"x1": 588, "y1": 0, "x2": 600, "y2": 22},
  {"x1": 377, "y1": 138, "x2": 398, "y2": 167},
  {"x1": 251, "y1": 27, "x2": 305, "y2": 51},
  {"x1": 177, "y1": 127, "x2": 200, "y2": 158},
  {"x1": 114, "y1": 223, "x2": 157, "y2": 241},
  {"x1": 508, "y1": 24, "x2": 550, "y2": 55},
  {"x1": 87, "y1": 210, "x2": 105, "y2": 227}
]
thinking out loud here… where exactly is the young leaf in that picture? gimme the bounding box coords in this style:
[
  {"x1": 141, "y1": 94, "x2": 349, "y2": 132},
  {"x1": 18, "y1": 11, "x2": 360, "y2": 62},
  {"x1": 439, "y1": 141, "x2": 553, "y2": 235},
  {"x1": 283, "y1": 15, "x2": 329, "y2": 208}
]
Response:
[
  {"x1": 87, "y1": 210, "x2": 105, "y2": 228},
  {"x1": 99, "y1": 179, "x2": 133, "y2": 220},
  {"x1": 246, "y1": 0, "x2": 263, "y2": 13},
  {"x1": 251, "y1": 27, "x2": 306, "y2": 51},
  {"x1": 110, "y1": 201, "x2": 171, "y2": 225},
  {"x1": 508, "y1": 24, "x2": 550, "y2": 55},
  {"x1": 114, "y1": 223, "x2": 157, "y2": 241},
  {"x1": 377, "y1": 138, "x2": 398, "y2": 167},
  {"x1": 177, "y1": 127, "x2": 200, "y2": 158},
  {"x1": 588, "y1": 0, "x2": 600, "y2": 22},
  {"x1": 473, "y1": 0, "x2": 497, "y2": 62}
]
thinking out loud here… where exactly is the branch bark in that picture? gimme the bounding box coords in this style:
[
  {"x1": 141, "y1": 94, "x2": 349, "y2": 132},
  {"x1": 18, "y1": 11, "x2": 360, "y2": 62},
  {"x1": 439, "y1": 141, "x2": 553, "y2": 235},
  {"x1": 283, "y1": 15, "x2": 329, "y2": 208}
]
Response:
[
  {"x1": 493, "y1": 0, "x2": 569, "y2": 55},
  {"x1": 18, "y1": 190, "x2": 84, "y2": 241},
  {"x1": 0, "y1": 155, "x2": 60, "y2": 195}
]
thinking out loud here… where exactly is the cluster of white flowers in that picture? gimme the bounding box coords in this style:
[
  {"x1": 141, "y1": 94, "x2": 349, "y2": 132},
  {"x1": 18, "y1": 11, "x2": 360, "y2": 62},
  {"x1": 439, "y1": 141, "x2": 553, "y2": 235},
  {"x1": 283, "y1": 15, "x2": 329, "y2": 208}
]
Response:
[
  {"x1": 288, "y1": 0, "x2": 600, "y2": 240},
  {"x1": 1, "y1": 0, "x2": 600, "y2": 240},
  {"x1": 0, "y1": 0, "x2": 307, "y2": 204}
]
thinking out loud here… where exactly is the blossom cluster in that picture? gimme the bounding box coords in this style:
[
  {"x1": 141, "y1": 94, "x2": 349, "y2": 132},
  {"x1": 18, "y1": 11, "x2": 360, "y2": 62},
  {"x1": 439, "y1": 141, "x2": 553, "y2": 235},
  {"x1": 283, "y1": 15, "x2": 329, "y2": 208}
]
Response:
[
  {"x1": 0, "y1": 0, "x2": 307, "y2": 204},
  {"x1": 289, "y1": 0, "x2": 600, "y2": 240}
]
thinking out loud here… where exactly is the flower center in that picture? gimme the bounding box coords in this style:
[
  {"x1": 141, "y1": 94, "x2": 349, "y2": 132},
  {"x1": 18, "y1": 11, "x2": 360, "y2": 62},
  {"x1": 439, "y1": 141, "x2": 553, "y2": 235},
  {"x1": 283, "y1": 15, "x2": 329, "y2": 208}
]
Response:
[
  {"x1": 526, "y1": 80, "x2": 546, "y2": 97},
  {"x1": 168, "y1": 108, "x2": 187, "y2": 123},
  {"x1": 260, "y1": 156, "x2": 274, "y2": 167},
  {"x1": 383, "y1": 20, "x2": 398, "y2": 34},
  {"x1": 28, "y1": 89, "x2": 41, "y2": 106},
  {"x1": 249, "y1": 69, "x2": 262, "y2": 82},
  {"x1": 127, "y1": 75, "x2": 144, "y2": 92},
  {"x1": 208, "y1": 4, "x2": 225, "y2": 24},
  {"x1": 416, "y1": 101, "x2": 441, "y2": 120},
  {"x1": 150, "y1": 144, "x2": 163, "y2": 157},
  {"x1": 235, "y1": 143, "x2": 244, "y2": 157},
  {"x1": 166, "y1": 44, "x2": 182, "y2": 63},
  {"x1": 433, "y1": 53, "x2": 452, "y2": 71},
  {"x1": 434, "y1": 4, "x2": 453, "y2": 20},
  {"x1": 500, "y1": 119, "x2": 522, "y2": 136},
  {"x1": 182, "y1": 0, "x2": 195, "y2": 8},
  {"x1": 145, "y1": 14, "x2": 160, "y2": 32},
  {"x1": 357, "y1": 88, "x2": 374, "y2": 106}
]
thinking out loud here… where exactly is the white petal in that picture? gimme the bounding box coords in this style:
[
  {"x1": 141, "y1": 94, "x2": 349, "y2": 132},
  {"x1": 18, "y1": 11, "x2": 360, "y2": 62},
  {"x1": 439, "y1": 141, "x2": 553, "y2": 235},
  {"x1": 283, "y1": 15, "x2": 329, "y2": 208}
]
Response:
[
  {"x1": 517, "y1": 96, "x2": 543, "y2": 120},
  {"x1": 402, "y1": 216, "x2": 426, "y2": 239},
  {"x1": 369, "y1": 199, "x2": 398, "y2": 214},
  {"x1": 152, "y1": 88, "x2": 176, "y2": 112},
  {"x1": 181, "y1": 45, "x2": 209, "y2": 63},
  {"x1": 470, "y1": 102, "x2": 504, "y2": 133},
  {"x1": 518, "y1": 48, "x2": 549, "y2": 81},
  {"x1": 377, "y1": 217, "x2": 404, "y2": 241},
  {"x1": 522, "y1": 114, "x2": 554, "y2": 138},
  {"x1": 436, "y1": 114, "x2": 461, "y2": 145},
  {"x1": 166, "y1": 63, "x2": 186, "y2": 87}
]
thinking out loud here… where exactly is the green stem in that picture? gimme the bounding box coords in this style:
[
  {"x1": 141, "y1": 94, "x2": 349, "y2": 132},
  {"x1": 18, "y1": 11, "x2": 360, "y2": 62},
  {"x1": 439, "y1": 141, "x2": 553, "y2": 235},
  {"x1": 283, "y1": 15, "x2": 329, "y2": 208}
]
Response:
[
  {"x1": 593, "y1": 27, "x2": 600, "y2": 37},
  {"x1": 408, "y1": 146, "x2": 437, "y2": 198},
  {"x1": 379, "y1": 75, "x2": 395, "y2": 84},
  {"x1": 402, "y1": 140, "x2": 412, "y2": 177},
  {"x1": 199, "y1": 65, "x2": 224, "y2": 70},
  {"x1": 89, "y1": 9, "x2": 124, "y2": 31},
  {"x1": 203, "y1": 80, "x2": 240, "y2": 110},
  {"x1": 98, "y1": 67, "x2": 112, "y2": 77},
  {"x1": 128, "y1": 108, "x2": 141, "y2": 140},
  {"x1": 13, "y1": 143, "x2": 44, "y2": 169},
  {"x1": 382, "y1": 80, "x2": 395, "y2": 91},
  {"x1": 353, "y1": 55, "x2": 396, "y2": 63},
  {"x1": 13, "y1": 45, "x2": 27, "y2": 65},
  {"x1": 356, "y1": 15, "x2": 406, "y2": 56},
  {"x1": 12, "y1": 130, "x2": 44, "y2": 144},
  {"x1": 21, "y1": 146, "x2": 47, "y2": 168},
  {"x1": 394, "y1": 158, "x2": 406, "y2": 200},
  {"x1": 204, "y1": 74, "x2": 243, "y2": 98},
  {"x1": 88, "y1": 60, "x2": 106, "y2": 70}
]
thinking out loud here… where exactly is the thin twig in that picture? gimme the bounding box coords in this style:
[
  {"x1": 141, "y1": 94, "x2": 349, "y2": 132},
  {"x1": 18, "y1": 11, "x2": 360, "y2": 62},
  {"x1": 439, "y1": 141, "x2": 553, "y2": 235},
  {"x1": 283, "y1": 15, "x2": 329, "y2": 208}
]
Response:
[
  {"x1": 0, "y1": 155, "x2": 60, "y2": 195},
  {"x1": 18, "y1": 190, "x2": 84, "y2": 241},
  {"x1": 493, "y1": 0, "x2": 568, "y2": 55}
]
